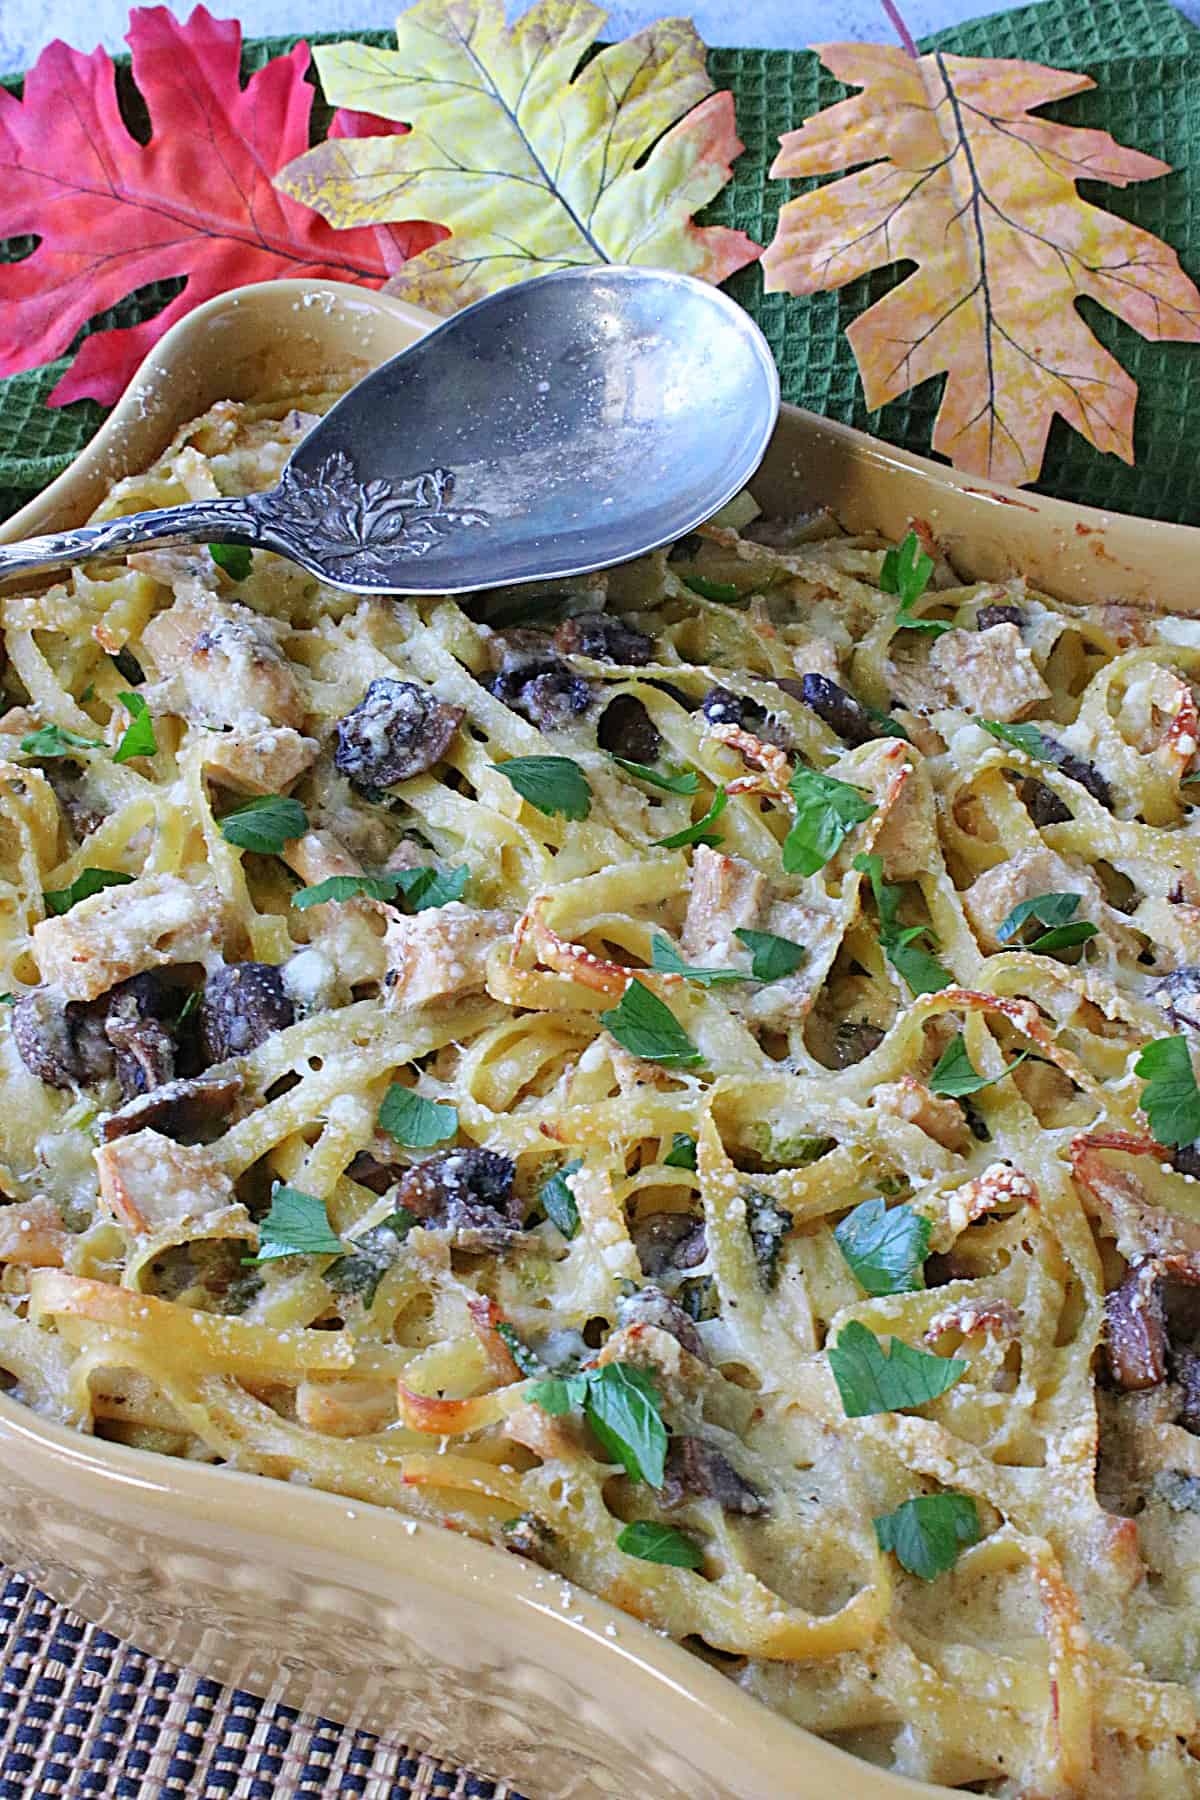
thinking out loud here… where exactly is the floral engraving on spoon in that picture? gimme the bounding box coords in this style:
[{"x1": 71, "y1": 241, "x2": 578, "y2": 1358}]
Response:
[{"x1": 269, "y1": 451, "x2": 489, "y2": 576}]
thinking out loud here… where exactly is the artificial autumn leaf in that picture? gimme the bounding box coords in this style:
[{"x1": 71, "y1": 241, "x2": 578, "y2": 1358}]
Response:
[
  {"x1": 276, "y1": 0, "x2": 759, "y2": 316},
  {"x1": 0, "y1": 6, "x2": 443, "y2": 407},
  {"x1": 762, "y1": 42, "x2": 1200, "y2": 485}
]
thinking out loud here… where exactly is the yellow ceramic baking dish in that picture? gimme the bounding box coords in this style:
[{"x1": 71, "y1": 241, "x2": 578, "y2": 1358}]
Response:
[{"x1": 2, "y1": 278, "x2": 1199, "y2": 1800}]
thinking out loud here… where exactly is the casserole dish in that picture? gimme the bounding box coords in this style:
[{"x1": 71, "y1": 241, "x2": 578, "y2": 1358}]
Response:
[{"x1": 2, "y1": 278, "x2": 1199, "y2": 1800}]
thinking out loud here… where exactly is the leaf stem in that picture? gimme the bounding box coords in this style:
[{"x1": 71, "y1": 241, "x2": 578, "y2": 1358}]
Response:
[{"x1": 881, "y1": 0, "x2": 920, "y2": 58}]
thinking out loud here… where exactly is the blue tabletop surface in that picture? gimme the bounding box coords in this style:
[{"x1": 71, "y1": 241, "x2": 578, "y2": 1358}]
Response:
[{"x1": 6, "y1": 0, "x2": 1197, "y2": 75}]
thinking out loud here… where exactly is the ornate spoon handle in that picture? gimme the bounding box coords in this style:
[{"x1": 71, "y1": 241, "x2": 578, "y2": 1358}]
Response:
[{"x1": 0, "y1": 495, "x2": 264, "y2": 581}]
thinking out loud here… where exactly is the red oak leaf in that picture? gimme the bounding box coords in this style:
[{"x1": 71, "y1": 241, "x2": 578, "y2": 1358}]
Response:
[{"x1": 0, "y1": 6, "x2": 445, "y2": 407}]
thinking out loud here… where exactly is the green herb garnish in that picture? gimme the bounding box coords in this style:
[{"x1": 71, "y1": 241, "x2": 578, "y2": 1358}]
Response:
[
  {"x1": 529, "y1": 1362, "x2": 668, "y2": 1486},
  {"x1": 927, "y1": 1034, "x2": 1029, "y2": 1099},
  {"x1": 20, "y1": 722, "x2": 101, "y2": 758},
  {"x1": 499, "y1": 755, "x2": 591, "y2": 821},
  {"x1": 979, "y1": 719, "x2": 1055, "y2": 760},
  {"x1": 251, "y1": 1183, "x2": 345, "y2": 1263},
  {"x1": 42, "y1": 868, "x2": 133, "y2": 916},
  {"x1": 854, "y1": 853, "x2": 952, "y2": 995},
  {"x1": 652, "y1": 785, "x2": 727, "y2": 849},
  {"x1": 326, "y1": 1211, "x2": 416, "y2": 1308},
  {"x1": 496, "y1": 1320, "x2": 545, "y2": 1377},
  {"x1": 650, "y1": 933, "x2": 743, "y2": 986},
  {"x1": 599, "y1": 979, "x2": 703, "y2": 1067},
  {"x1": 783, "y1": 768, "x2": 875, "y2": 877},
  {"x1": 540, "y1": 1158, "x2": 583, "y2": 1239},
  {"x1": 874, "y1": 1493, "x2": 981, "y2": 1580},
  {"x1": 210, "y1": 543, "x2": 252, "y2": 581},
  {"x1": 834, "y1": 1198, "x2": 930, "y2": 1297},
  {"x1": 219, "y1": 794, "x2": 307, "y2": 854},
  {"x1": 881, "y1": 531, "x2": 946, "y2": 635},
  {"x1": 663, "y1": 1133, "x2": 697, "y2": 1170},
  {"x1": 378, "y1": 1083, "x2": 458, "y2": 1147},
  {"x1": 611, "y1": 758, "x2": 699, "y2": 795},
  {"x1": 734, "y1": 927, "x2": 806, "y2": 981},
  {"x1": 112, "y1": 691, "x2": 158, "y2": 763},
  {"x1": 1136, "y1": 1036, "x2": 1200, "y2": 1148},
  {"x1": 827, "y1": 1319, "x2": 966, "y2": 1418},
  {"x1": 995, "y1": 890, "x2": 1096, "y2": 956},
  {"x1": 617, "y1": 1520, "x2": 704, "y2": 1567},
  {"x1": 292, "y1": 867, "x2": 468, "y2": 913},
  {"x1": 682, "y1": 574, "x2": 740, "y2": 604}
]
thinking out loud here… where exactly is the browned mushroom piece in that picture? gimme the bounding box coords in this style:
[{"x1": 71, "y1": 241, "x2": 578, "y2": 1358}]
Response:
[
  {"x1": 1106, "y1": 1261, "x2": 1169, "y2": 1391},
  {"x1": 552, "y1": 613, "x2": 654, "y2": 665},
  {"x1": 631, "y1": 1212, "x2": 707, "y2": 1280},
  {"x1": 101, "y1": 1072, "x2": 244, "y2": 1143},
  {"x1": 976, "y1": 603, "x2": 1025, "y2": 631},
  {"x1": 617, "y1": 1285, "x2": 708, "y2": 1362},
  {"x1": 658, "y1": 1435, "x2": 767, "y2": 1516},
  {"x1": 11, "y1": 986, "x2": 112, "y2": 1089},
  {"x1": 596, "y1": 693, "x2": 661, "y2": 763},
  {"x1": 488, "y1": 648, "x2": 593, "y2": 731},
  {"x1": 395, "y1": 1148, "x2": 522, "y2": 1251},
  {"x1": 1154, "y1": 968, "x2": 1200, "y2": 1037},
  {"x1": 200, "y1": 962, "x2": 294, "y2": 1063},
  {"x1": 334, "y1": 678, "x2": 464, "y2": 789},
  {"x1": 105, "y1": 973, "x2": 177, "y2": 1100}
]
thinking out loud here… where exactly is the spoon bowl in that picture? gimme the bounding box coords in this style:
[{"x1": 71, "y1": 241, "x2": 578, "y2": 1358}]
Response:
[{"x1": 0, "y1": 267, "x2": 780, "y2": 594}]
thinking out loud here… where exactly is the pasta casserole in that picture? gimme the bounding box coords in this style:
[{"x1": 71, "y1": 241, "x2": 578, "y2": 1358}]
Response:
[{"x1": 4, "y1": 393, "x2": 1200, "y2": 1796}]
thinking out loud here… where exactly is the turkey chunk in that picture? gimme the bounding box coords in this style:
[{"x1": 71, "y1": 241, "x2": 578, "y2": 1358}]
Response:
[
  {"x1": 33, "y1": 873, "x2": 230, "y2": 1003},
  {"x1": 142, "y1": 593, "x2": 305, "y2": 730},
  {"x1": 963, "y1": 847, "x2": 1120, "y2": 954},
  {"x1": 929, "y1": 623, "x2": 1050, "y2": 721},
  {"x1": 383, "y1": 903, "x2": 516, "y2": 1009},
  {"x1": 95, "y1": 1128, "x2": 243, "y2": 1234},
  {"x1": 872, "y1": 1077, "x2": 971, "y2": 1153},
  {"x1": 681, "y1": 845, "x2": 767, "y2": 964},
  {"x1": 200, "y1": 725, "x2": 318, "y2": 796}
]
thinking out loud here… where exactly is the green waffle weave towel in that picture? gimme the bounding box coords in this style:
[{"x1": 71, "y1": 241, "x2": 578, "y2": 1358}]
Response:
[{"x1": 3, "y1": 0, "x2": 1200, "y2": 523}]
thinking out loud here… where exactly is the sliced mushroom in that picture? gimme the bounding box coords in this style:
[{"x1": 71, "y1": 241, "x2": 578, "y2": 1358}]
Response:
[
  {"x1": 659, "y1": 1435, "x2": 766, "y2": 1516},
  {"x1": 1154, "y1": 968, "x2": 1200, "y2": 1036},
  {"x1": 617, "y1": 1284, "x2": 708, "y2": 1361},
  {"x1": 797, "y1": 673, "x2": 878, "y2": 748},
  {"x1": 101, "y1": 1072, "x2": 244, "y2": 1143},
  {"x1": 395, "y1": 1148, "x2": 522, "y2": 1251},
  {"x1": 1020, "y1": 777, "x2": 1072, "y2": 826},
  {"x1": 200, "y1": 962, "x2": 294, "y2": 1063},
  {"x1": 631, "y1": 1212, "x2": 707, "y2": 1280},
  {"x1": 333, "y1": 678, "x2": 464, "y2": 789},
  {"x1": 552, "y1": 613, "x2": 654, "y2": 665},
  {"x1": 11, "y1": 987, "x2": 112, "y2": 1089},
  {"x1": 596, "y1": 694, "x2": 661, "y2": 763},
  {"x1": 976, "y1": 603, "x2": 1025, "y2": 631},
  {"x1": 488, "y1": 650, "x2": 592, "y2": 731},
  {"x1": 104, "y1": 973, "x2": 177, "y2": 1100}
]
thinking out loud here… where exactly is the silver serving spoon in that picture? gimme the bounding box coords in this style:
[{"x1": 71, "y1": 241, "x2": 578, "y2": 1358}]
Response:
[{"x1": 0, "y1": 268, "x2": 779, "y2": 594}]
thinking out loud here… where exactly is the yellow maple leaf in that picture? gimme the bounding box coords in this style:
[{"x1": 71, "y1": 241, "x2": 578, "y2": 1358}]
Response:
[
  {"x1": 275, "y1": 0, "x2": 759, "y2": 315},
  {"x1": 762, "y1": 43, "x2": 1200, "y2": 485}
]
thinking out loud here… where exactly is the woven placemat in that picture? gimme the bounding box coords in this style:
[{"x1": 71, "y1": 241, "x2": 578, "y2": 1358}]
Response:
[{"x1": 0, "y1": 1566, "x2": 529, "y2": 1800}]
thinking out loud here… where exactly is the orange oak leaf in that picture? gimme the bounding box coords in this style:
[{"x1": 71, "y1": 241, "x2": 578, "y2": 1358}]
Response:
[
  {"x1": 0, "y1": 6, "x2": 444, "y2": 408},
  {"x1": 762, "y1": 43, "x2": 1200, "y2": 485}
]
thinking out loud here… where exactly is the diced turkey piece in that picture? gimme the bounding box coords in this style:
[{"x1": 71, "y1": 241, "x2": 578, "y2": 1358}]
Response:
[
  {"x1": 853, "y1": 741, "x2": 939, "y2": 882},
  {"x1": 929, "y1": 623, "x2": 1051, "y2": 721},
  {"x1": 872, "y1": 1077, "x2": 971, "y2": 1153},
  {"x1": 681, "y1": 845, "x2": 767, "y2": 965},
  {"x1": 33, "y1": 873, "x2": 231, "y2": 1004},
  {"x1": 199, "y1": 725, "x2": 318, "y2": 796},
  {"x1": 962, "y1": 846, "x2": 1119, "y2": 954},
  {"x1": 383, "y1": 903, "x2": 517, "y2": 1009},
  {"x1": 95, "y1": 1127, "x2": 243, "y2": 1235},
  {"x1": 141, "y1": 593, "x2": 305, "y2": 730}
]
